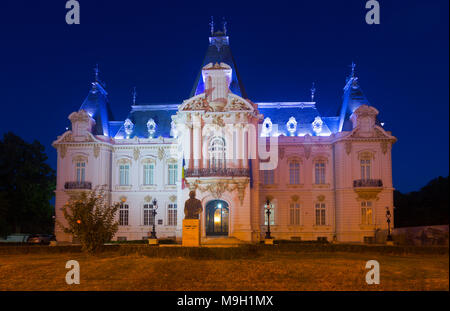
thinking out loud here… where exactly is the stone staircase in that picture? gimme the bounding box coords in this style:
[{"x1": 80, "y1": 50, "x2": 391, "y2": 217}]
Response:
[{"x1": 200, "y1": 236, "x2": 250, "y2": 247}]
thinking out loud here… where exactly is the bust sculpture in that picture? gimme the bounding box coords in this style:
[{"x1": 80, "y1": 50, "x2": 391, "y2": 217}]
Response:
[{"x1": 184, "y1": 191, "x2": 203, "y2": 219}]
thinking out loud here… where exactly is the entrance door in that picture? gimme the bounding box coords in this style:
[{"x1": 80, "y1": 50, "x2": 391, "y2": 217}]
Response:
[{"x1": 206, "y1": 200, "x2": 229, "y2": 236}]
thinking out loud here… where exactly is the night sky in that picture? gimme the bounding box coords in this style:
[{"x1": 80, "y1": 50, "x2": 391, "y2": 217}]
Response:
[{"x1": 0, "y1": 0, "x2": 448, "y2": 193}]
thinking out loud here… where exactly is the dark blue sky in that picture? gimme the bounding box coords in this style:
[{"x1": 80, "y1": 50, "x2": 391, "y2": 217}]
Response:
[{"x1": 0, "y1": 0, "x2": 448, "y2": 193}]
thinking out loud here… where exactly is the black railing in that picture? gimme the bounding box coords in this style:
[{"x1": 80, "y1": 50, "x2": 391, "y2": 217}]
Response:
[
  {"x1": 185, "y1": 168, "x2": 250, "y2": 178},
  {"x1": 64, "y1": 181, "x2": 92, "y2": 190},
  {"x1": 353, "y1": 179, "x2": 383, "y2": 187}
]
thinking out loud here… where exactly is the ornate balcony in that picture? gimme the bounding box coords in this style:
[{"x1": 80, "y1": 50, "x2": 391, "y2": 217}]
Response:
[
  {"x1": 353, "y1": 179, "x2": 383, "y2": 188},
  {"x1": 64, "y1": 181, "x2": 92, "y2": 190},
  {"x1": 185, "y1": 168, "x2": 250, "y2": 178}
]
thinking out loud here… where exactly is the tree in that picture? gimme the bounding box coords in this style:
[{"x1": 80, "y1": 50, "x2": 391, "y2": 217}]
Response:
[
  {"x1": 58, "y1": 186, "x2": 119, "y2": 253},
  {"x1": 0, "y1": 132, "x2": 55, "y2": 236},
  {"x1": 394, "y1": 176, "x2": 449, "y2": 227}
]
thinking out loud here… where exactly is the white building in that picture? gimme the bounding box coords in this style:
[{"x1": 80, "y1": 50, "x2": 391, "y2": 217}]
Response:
[{"x1": 53, "y1": 30, "x2": 397, "y2": 243}]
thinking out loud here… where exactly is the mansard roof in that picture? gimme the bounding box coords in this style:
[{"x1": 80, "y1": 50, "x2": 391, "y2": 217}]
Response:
[
  {"x1": 113, "y1": 104, "x2": 178, "y2": 139},
  {"x1": 79, "y1": 81, "x2": 114, "y2": 136},
  {"x1": 258, "y1": 102, "x2": 332, "y2": 137},
  {"x1": 190, "y1": 31, "x2": 247, "y2": 98}
]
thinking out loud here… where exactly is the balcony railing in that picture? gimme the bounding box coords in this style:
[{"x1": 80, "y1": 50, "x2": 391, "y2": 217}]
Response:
[
  {"x1": 353, "y1": 179, "x2": 383, "y2": 188},
  {"x1": 64, "y1": 181, "x2": 92, "y2": 190},
  {"x1": 185, "y1": 168, "x2": 250, "y2": 178}
]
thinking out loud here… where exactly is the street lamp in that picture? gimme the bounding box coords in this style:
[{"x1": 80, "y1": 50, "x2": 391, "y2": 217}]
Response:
[
  {"x1": 265, "y1": 199, "x2": 272, "y2": 239},
  {"x1": 386, "y1": 207, "x2": 392, "y2": 242},
  {"x1": 150, "y1": 198, "x2": 158, "y2": 239}
]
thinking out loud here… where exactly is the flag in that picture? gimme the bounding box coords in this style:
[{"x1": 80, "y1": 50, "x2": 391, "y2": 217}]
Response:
[{"x1": 181, "y1": 157, "x2": 186, "y2": 189}]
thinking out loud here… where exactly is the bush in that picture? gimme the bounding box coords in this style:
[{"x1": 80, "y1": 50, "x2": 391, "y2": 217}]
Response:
[{"x1": 57, "y1": 186, "x2": 119, "y2": 254}]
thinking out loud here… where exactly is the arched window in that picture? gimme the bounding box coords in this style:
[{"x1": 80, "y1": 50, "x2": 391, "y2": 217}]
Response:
[
  {"x1": 119, "y1": 203, "x2": 129, "y2": 226},
  {"x1": 289, "y1": 161, "x2": 300, "y2": 185},
  {"x1": 314, "y1": 160, "x2": 326, "y2": 184},
  {"x1": 209, "y1": 137, "x2": 226, "y2": 169},
  {"x1": 143, "y1": 203, "x2": 155, "y2": 226},
  {"x1": 143, "y1": 160, "x2": 155, "y2": 185},
  {"x1": 289, "y1": 202, "x2": 301, "y2": 225},
  {"x1": 75, "y1": 161, "x2": 86, "y2": 183},
  {"x1": 361, "y1": 201, "x2": 373, "y2": 225},
  {"x1": 119, "y1": 164, "x2": 130, "y2": 186},
  {"x1": 315, "y1": 203, "x2": 326, "y2": 225}
]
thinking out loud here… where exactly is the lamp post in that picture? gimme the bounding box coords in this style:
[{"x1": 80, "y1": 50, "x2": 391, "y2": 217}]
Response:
[
  {"x1": 150, "y1": 198, "x2": 158, "y2": 239},
  {"x1": 386, "y1": 207, "x2": 393, "y2": 242},
  {"x1": 265, "y1": 199, "x2": 272, "y2": 239}
]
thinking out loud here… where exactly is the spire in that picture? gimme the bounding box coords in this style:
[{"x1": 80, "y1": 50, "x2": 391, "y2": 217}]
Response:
[
  {"x1": 222, "y1": 17, "x2": 227, "y2": 35},
  {"x1": 311, "y1": 82, "x2": 316, "y2": 102},
  {"x1": 191, "y1": 23, "x2": 247, "y2": 98},
  {"x1": 94, "y1": 64, "x2": 99, "y2": 82},
  {"x1": 132, "y1": 87, "x2": 137, "y2": 105},
  {"x1": 209, "y1": 16, "x2": 214, "y2": 36},
  {"x1": 351, "y1": 61, "x2": 356, "y2": 78}
]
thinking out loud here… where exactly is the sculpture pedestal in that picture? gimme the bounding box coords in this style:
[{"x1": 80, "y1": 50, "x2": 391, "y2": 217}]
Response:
[{"x1": 182, "y1": 219, "x2": 201, "y2": 247}]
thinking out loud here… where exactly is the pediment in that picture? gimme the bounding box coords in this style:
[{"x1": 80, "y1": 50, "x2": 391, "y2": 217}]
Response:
[{"x1": 179, "y1": 93, "x2": 254, "y2": 113}]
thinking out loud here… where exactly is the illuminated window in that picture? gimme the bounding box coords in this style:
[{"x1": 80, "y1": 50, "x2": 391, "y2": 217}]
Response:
[
  {"x1": 209, "y1": 137, "x2": 226, "y2": 169},
  {"x1": 315, "y1": 203, "x2": 326, "y2": 226},
  {"x1": 143, "y1": 163, "x2": 154, "y2": 185},
  {"x1": 75, "y1": 161, "x2": 86, "y2": 182},
  {"x1": 289, "y1": 203, "x2": 301, "y2": 225},
  {"x1": 168, "y1": 163, "x2": 178, "y2": 185},
  {"x1": 264, "y1": 203, "x2": 275, "y2": 225},
  {"x1": 119, "y1": 164, "x2": 130, "y2": 186},
  {"x1": 289, "y1": 161, "x2": 300, "y2": 184},
  {"x1": 119, "y1": 203, "x2": 129, "y2": 226},
  {"x1": 261, "y1": 169, "x2": 275, "y2": 185},
  {"x1": 315, "y1": 161, "x2": 326, "y2": 184},
  {"x1": 143, "y1": 204, "x2": 155, "y2": 226},
  {"x1": 167, "y1": 204, "x2": 177, "y2": 226},
  {"x1": 361, "y1": 201, "x2": 373, "y2": 225},
  {"x1": 361, "y1": 159, "x2": 371, "y2": 179}
]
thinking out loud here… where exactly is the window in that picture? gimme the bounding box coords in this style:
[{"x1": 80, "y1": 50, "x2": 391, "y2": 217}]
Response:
[
  {"x1": 361, "y1": 201, "x2": 373, "y2": 225},
  {"x1": 361, "y1": 159, "x2": 371, "y2": 179},
  {"x1": 315, "y1": 203, "x2": 326, "y2": 226},
  {"x1": 264, "y1": 203, "x2": 275, "y2": 225},
  {"x1": 168, "y1": 163, "x2": 178, "y2": 185},
  {"x1": 76, "y1": 161, "x2": 86, "y2": 182},
  {"x1": 167, "y1": 204, "x2": 177, "y2": 226},
  {"x1": 119, "y1": 203, "x2": 129, "y2": 226},
  {"x1": 209, "y1": 137, "x2": 226, "y2": 169},
  {"x1": 315, "y1": 161, "x2": 326, "y2": 184},
  {"x1": 289, "y1": 203, "x2": 301, "y2": 225},
  {"x1": 289, "y1": 161, "x2": 300, "y2": 184},
  {"x1": 119, "y1": 164, "x2": 130, "y2": 186},
  {"x1": 261, "y1": 169, "x2": 275, "y2": 185},
  {"x1": 143, "y1": 163, "x2": 154, "y2": 185},
  {"x1": 143, "y1": 204, "x2": 155, "y2": 226}
]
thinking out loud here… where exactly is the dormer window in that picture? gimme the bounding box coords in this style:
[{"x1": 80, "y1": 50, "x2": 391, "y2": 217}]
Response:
[
  {"x1": 147, "y1": 118, "x2": 157, "y2": 138},
  {"x1": 124, "y1": 119, "x2": 134, "y2": 138},
  {"x1": 312, "y1": 116, "x2": 323, "y2": 135},
  {"x1": 286, "y1": 117, "x2": 297, "y2": 136},
  {"x1": 261, "y1": 118, "x2": 273, "y2": 137}
]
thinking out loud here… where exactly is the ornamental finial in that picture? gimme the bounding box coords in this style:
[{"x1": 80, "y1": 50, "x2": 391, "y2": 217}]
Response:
[
  {"x1": 132, "y1": 87, "x2": 137, "y2": 105},
  {"x1": 311, "y1": 82, "x2": 316, "y2": 102},
  {"x1": 222, "y1": 17, "x2": 227, "y2": 35},
  {"x1": 209, "y1": 16, "x2": 214, "y2": 36}
]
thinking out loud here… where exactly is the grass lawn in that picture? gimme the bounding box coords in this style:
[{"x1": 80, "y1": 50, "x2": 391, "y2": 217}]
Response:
[{"x1": 0, "y1": 250, "x2": 448, "y2": 291}]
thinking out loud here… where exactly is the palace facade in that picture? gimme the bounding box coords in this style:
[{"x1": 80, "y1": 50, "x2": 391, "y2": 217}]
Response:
[{"x1": 53, "y1": 29, "x2": 396, "y2": 243}]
